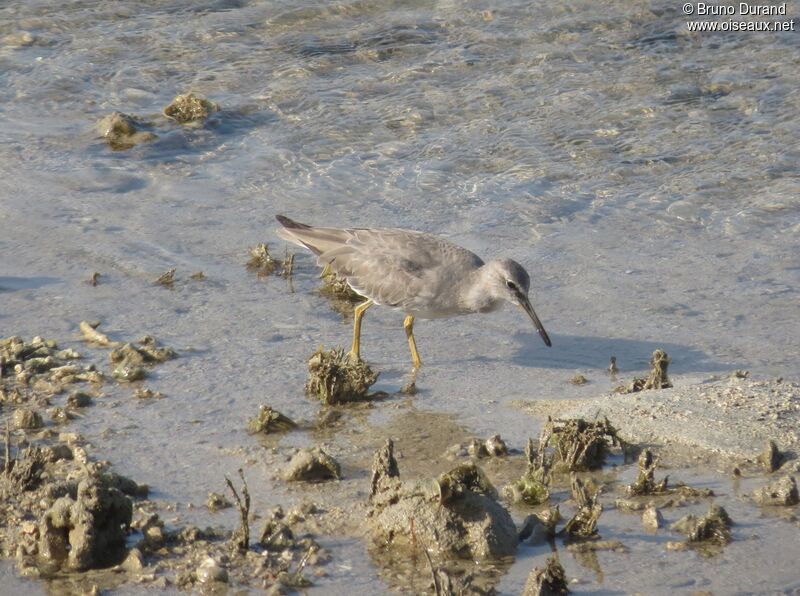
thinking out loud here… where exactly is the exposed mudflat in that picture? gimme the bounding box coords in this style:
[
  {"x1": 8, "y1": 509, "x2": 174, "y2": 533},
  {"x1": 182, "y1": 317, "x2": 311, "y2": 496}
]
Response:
[
  {"x1": 2, "y1": 0, "x2": 800, "y2": 593},
  {"x1": 518, "y1": 375, "x2": 800, "y2": 466},
  {"x1": 3, "y1": 331, "x2": 799, "y2": 594}
]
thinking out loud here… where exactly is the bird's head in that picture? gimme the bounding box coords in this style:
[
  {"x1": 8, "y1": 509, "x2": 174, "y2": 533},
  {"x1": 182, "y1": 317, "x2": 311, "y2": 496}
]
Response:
[{"x1": 486, "y1": 259, "x2": 552, "y2": 347}]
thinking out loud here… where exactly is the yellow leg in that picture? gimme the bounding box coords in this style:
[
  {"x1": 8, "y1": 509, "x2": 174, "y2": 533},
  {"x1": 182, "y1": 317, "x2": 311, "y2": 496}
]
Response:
[
  {"x1": 349, "y1": 299, "x2": 373, "y2": 361},
  {"x1": 403, "y1": 315, "x2": 422, "y2": 369}
]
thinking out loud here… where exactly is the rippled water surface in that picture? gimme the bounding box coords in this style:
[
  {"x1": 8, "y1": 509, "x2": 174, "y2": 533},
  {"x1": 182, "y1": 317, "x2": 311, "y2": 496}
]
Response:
[{"x1": 1, "y1": 0, "x2": 799, "y2": 593}]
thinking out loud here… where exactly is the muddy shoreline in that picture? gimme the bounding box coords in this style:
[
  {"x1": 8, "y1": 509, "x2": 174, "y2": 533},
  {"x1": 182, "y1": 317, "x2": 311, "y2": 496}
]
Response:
[
  {"x1": 2, "y1": 331, "x2": 798, "y2": 594},
  {"x1": 516, "y1": 374, "x2": 800, "y2": 468}
]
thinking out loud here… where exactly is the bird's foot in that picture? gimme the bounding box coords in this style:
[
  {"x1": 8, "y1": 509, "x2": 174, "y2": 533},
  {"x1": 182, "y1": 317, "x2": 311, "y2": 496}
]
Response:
[{"x1": 400, "y1": 367, "x2": 419, "y2": 395}]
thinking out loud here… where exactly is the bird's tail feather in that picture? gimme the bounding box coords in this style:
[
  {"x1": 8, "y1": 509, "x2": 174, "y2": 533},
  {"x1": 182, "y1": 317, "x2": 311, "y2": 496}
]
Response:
[{"x1": 275, "y1": 214, "x2": 350, "y2": 257}]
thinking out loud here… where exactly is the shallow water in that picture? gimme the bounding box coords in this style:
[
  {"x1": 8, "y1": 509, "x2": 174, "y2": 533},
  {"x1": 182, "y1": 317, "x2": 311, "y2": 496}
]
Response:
[{"x1": 1, "y1": 0, "x2": 799, "y2": 593}]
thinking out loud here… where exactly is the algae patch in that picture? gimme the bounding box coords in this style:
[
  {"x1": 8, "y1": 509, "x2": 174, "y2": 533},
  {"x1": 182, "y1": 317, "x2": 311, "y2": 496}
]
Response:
[
  {"x1": 670, "y1": 503, "x2": 733, "y2": 555},
  {"x1": 246, "y1": 243, "x2": 294, "y2": 279},
  {"x1": 78, "y1": 321, "x2": 115, "y2": 347},
  {"x1": 246, "y1": 243, "x2": 278, "y2": 277},
  {"x1": 506, "y1": 417, "x2": 628, "y2": 505},
  {"x1": 505, "y1": 437, "x2": 551, "y2": 505},
  {"x1": 154, "y1": 268, "x2": 176, "y2": 288},
  {"x1": 546, "y1": 416, "x2": 627, "y2": 472},
  {"x1": 436, "y1": 462, "x2": 500, "y2": 503},
  {"x1": 109, "y1": 335, "x2": 177, "y2": 384},
  {"x1": 317, "y1": 263, "x2": 363, "y2": 318},
  {"x1": 205, "y1": 492, "x2": 232, "y2": 513},
  {"x1": 320, "y1": 265, "x2": 361, "y2": 300},
  {"x1": 2, "y1": 335, "x2": 103, "y2": 398},
  {"x1": 305, "y1": 347, "x2": 379, "y2": 404},
  {"x1": 522, "y1": 555, "x2": 569, "y2": 596},
  {"x1": 247, "y1": 405, "x2": 297, "y2": 434},
  {"x1": 617, "y1": 349, "x2": 673, "y2": 393},
  {"x1": 96, "y1": 112, "x2": 157, "y2": 150},
  {"x1": 626, "y1": 449, "x2": 668, "y2": 496},
  {"x1": 752, "y1": 475, "x2": 799, "y2": 507},
  {"x1": 283, "y1": 447, "x2": 341, "y2": 482},
  {"x1": 163, "y1": 92, "x2": 219, "y2": 124},
  {"x1": 569, "y1": 374, "x2": 588, "y2": 386},
  {"x1": 562, "y1": 475, "x2": 603, "y2": 540},
  {"x1": 448, "y1": 434, "x2": 509, "y2": 459},
  {"x1": 618, "y1": 448, "x2": 714, "y2": 510}
]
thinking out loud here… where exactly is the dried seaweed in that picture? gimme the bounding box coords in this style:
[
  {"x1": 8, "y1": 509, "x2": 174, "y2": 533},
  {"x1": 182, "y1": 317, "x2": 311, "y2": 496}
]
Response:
[
  {"x1": 305, "y1": 347, "x2": 379, "y2": 404},
  {"x1": 246, "y1": 243, "x2": 278, "y2": 277},
  {"x1": 569, "y1": 374, "x2": 588, "y2": 385},
  {"x1": 370, "y1": 439, "x2": 399, "y2": 499},
  {"x1": 671, "y1": 503, "x2": 732, "y2": 553},
  {"x1": 752, "y1": 476, "x2": 799, "y2": 506},
  {"x1": 617, "y1": 349, "x2": 673, "y2": 393},
  {"x1": 154, "y1": 268, "x2": 176, "y2": 287},
  {"x1": 505, "y1": 437, "x2": 551, "y2": 505},
  {"x1": 78, "y1": 321, "x2": 115, "y2": 347},
  {"x1": 436, "y1": 462, "x2": 498, "y2": 503},
  {"x1": 522, "y1": 555, "x2": 569, "y2": 596},
  {"x1": 562, "y1": 475, "x2": 602, "y2": 540},
  {"x1": 163, "y1": 92, "x2": 219, "y2": 123},
  {"x1": 247, "y1": 405, "x2": 297, "y2": 434},
  {"x1": 96, "y1": 112, "x2": 157, "y2": 150},
  {"x1": 623, "y1": 449, "x2": 713, "y2": 504},
  {"x1": 245, "y1": 243, "x2": 295, "y2": 280},
  {"x1": 283, "y1": 448, "x2": 341, "y2": 482},
  {"x1": 318, "y1": 263, "x2": 361, "y2": 301},
  {"x1": 548, "y1": 417, "x2": 625, "y2": 472},
  {"x1": 626, "y1": 449, "x2": 669, "y2": 496}
]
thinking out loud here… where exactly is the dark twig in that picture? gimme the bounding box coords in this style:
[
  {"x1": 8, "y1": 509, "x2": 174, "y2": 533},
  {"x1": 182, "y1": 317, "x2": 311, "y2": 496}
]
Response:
[
  {"x1": 423, "y1": 549, "x2": 442, "y2": 596},
  {"x1": 3, "y1": 423, "x2": 12, "y2": 475},
  {"x1": 225, "y1": 468, "x2": 251, "y2": 551}
]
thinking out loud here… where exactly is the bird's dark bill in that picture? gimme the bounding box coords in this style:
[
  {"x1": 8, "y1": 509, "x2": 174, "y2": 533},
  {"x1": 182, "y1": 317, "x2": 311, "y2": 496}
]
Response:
[{"x1": 520, "y1": 298, "x2": 552, "y2": 347}]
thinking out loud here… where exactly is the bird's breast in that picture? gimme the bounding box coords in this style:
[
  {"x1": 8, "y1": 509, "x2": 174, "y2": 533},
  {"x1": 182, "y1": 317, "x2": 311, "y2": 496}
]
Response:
[{"x1": 405, "y1": 298, "x2": 502, "y2": 320}]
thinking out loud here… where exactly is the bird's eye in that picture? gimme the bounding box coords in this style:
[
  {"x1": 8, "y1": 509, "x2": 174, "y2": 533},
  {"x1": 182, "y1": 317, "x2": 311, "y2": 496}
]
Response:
[{"x1": 506, "y1": 280, "x2": 517, "y2": 291}]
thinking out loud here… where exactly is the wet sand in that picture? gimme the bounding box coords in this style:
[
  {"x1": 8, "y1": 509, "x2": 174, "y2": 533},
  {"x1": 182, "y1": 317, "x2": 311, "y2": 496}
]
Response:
[
  {"x1": 2, "y1": 330, "x2": 799, "y2": 593},
  {"x1": 2, "y1": 0, "x2": 799, "y2": 592}
]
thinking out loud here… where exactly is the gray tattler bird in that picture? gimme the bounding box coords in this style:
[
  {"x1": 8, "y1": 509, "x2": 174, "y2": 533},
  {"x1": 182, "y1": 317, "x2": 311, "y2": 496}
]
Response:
[{"x1": 276, "y1": 214, "x2": 551, "y2": 369}]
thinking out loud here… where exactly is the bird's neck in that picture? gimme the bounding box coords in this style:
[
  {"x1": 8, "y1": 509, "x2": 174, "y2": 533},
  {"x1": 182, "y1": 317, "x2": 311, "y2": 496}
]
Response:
[{"x1": 460, "y1": 265, "x2": 503, "y2": 314}]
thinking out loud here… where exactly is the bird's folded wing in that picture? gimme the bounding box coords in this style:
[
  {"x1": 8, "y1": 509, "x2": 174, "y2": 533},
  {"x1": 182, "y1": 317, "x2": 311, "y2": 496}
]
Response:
[{"x1": 320, "y1": 229, "x2": 438, "y2": 309}]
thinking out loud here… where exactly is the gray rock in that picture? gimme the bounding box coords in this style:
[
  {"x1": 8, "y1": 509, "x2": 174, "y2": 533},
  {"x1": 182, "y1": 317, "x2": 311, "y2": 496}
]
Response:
[
  {"x1": 753, "y1": 476, "x2": 799, "y2": 506},
  {"x1": 283, "y1": 448, "x2": 341, "y2": 482}
]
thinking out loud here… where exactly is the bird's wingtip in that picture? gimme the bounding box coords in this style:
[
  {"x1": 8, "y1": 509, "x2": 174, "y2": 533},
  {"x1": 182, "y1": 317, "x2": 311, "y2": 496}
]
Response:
[{"x1": 275, "y1": 215, "x2": 311, "y2": 230}]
